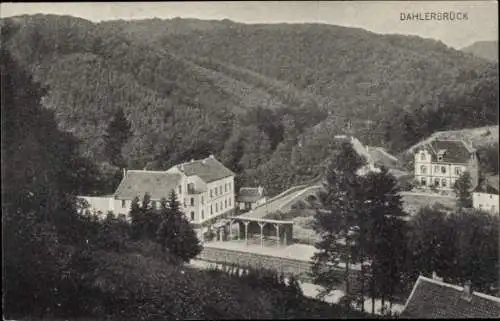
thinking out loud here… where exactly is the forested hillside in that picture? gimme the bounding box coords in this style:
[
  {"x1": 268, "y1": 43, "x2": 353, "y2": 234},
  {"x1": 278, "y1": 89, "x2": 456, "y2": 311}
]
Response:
[
  {"x1": 462, "y1": 40, "x2": 498, "y2": 62},
  {"x1": 2, "y1": 15, "x2": 498, "y2": 196}
]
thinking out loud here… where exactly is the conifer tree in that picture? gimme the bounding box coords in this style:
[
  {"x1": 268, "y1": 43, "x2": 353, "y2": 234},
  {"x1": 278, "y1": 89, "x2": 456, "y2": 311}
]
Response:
[
  {"x1": 310, "y1": 141, "x2": 366, "y2": 309},
  {"x1": 156, "y1": 190, "x2": 202, "y2": 263}
]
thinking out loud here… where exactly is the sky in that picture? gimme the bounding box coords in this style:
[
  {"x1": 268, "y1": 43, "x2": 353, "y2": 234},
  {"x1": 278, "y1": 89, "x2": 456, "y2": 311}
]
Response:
[{"x1": 1, "y1": 1, "x2": 497, "y2": 49}]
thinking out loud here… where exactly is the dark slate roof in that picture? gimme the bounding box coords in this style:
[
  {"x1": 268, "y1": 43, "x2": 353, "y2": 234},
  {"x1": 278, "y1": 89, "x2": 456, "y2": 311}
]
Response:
[
  {"x1": 237, "y1": 187, "x2": 265, "y2": 203},
  {"x1": 177, "y1": 156, "x2": 234, "y2": 183},
  {"x1": 425, "y1": 140, "x2": 474, "y2": 164},
  {"x1": 401, "y1": 276, "x2": 500, "y2": 318},
  {"x1": 114, "y1": 171, "x2": 181, "y2": 200}
]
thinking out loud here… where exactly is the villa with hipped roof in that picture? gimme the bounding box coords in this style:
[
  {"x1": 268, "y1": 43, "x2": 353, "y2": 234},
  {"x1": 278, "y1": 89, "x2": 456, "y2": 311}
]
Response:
[{"x1": 413, "y1": 139, "x2": 479, "y2": 191}]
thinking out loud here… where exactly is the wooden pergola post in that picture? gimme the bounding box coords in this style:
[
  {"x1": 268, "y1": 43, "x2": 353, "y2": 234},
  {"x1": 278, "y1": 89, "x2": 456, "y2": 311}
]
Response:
[
  {"x1": 258, "y1": 221, "x2": 267, "y2": 248},
  {"x1": 244, "y1": 221, "x2": 250, "y2": 246},
  {"x1": 274, "y1": 223, "x2": 280, "y2": 248}
]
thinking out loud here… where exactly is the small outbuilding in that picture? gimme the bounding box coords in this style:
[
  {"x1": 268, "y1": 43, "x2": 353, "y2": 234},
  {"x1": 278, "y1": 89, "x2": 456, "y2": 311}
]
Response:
[{"x1": 237, "y1": 186, "x2": 267, "y2": 212}]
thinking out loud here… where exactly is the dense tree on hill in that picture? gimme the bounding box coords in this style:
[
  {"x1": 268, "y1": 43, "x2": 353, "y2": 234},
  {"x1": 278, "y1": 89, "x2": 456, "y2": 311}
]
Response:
[
  {"x1": 2, "y1": 14, "x2": 498, "y2": 197},
  {"x1": 405, "y1": 207, "x2": 498, "y2": 295},
  {"x1": 477, "y1": 142, "x2": 499, "y2": 174},
  {"x1": 1, "y1": 25, "x2": 103, "y2": 317},
  {"x1": 104, "y1": 108, "x2": 132, "y2": 168}
]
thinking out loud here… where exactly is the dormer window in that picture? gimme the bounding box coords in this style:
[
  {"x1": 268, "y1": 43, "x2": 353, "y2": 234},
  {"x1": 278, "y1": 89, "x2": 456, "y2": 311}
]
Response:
[
  {"x1": 420, "y1": 152, "x2": 426, "y2": 161},
  {"x1": 437, "y1": 149, "x2": 446, "y2": 162}
]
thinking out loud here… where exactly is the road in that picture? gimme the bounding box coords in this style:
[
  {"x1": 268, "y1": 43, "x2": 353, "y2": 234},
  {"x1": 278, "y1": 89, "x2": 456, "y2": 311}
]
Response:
[
  {"x1": 188, "y1": 259, "x2": 404, "y2": 316},
  {"x1": 240, "y1": 184, "x2": 322, "y2": 220}
]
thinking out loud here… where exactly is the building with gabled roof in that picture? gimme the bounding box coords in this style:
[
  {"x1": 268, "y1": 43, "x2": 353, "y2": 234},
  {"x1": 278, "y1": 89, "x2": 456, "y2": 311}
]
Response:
[
  {"x1": 401, "y1": 275, "x2": 500, "y2": 318},
  {"x1": 79, "y1": 155, "x2": 236, "y2": 231},
  {"x1": 237, "y1": 186, "x2": 267, "y2": 212},
  {"x1": 414, "y1": 139, "x2": 479, "y2": 192}
]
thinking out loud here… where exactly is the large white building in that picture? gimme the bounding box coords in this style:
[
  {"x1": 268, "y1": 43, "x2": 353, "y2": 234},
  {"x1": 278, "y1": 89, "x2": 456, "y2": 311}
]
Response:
[
  {"x1": 414, "y1": 140, "x2": 479, "y2": 191},
  {"x1": 79, "y1": 155, "x2": 236, "y2": 226}
]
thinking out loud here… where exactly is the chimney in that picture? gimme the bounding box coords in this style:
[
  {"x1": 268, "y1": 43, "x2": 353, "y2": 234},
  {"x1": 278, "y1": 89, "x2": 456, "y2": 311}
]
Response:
[
  {"x1": 461, "y1": 280, "x2": 473, "y2": 302},
  {"x1": 122, "y1": 168, "x2": 127, "y2": 177},
  {"x1": 432, "y1": 271, "x2": 443, "y2": 282},
  {"x1": 180, "y1": 164, "x2": 184, "y2": 171},
  {"x1": 209, "y1": 154, "x2": 214, "y2": 159}
]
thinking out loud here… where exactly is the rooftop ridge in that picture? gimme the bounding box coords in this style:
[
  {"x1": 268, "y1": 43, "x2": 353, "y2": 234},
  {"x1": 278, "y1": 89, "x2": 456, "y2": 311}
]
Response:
[
  {"x1": 127, "y1": 170, "x2": 170, "y2": 173},
  {"x1": 418, "y1": 276, "x2": 500, "y2": 302}
]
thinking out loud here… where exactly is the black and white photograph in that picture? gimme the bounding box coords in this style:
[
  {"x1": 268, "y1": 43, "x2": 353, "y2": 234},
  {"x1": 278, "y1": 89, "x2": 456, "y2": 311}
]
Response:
[{"x1": 1, "y1": 1, "x2": 499, "y2": 319}]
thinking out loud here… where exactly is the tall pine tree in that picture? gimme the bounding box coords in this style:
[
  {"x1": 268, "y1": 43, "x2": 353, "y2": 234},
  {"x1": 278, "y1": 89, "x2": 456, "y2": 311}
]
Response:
[
  {"x1": 156, "y1": 190, "x2": 202, "y2": 263},
  {"x1": 310, "y1": 141, "x2": 366, "y2": 309}
]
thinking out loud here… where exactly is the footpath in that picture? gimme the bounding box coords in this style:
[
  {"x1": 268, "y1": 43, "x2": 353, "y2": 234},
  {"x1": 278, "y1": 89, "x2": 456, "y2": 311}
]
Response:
[{"x1": 188, "y1": 259, "x2": 405, "y2": 316}]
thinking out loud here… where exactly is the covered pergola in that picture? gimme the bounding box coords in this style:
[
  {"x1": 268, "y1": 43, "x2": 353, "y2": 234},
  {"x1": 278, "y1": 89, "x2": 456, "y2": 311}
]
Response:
[{"x1": 227, "y1": 216, "x2": 294, "y2": 248}]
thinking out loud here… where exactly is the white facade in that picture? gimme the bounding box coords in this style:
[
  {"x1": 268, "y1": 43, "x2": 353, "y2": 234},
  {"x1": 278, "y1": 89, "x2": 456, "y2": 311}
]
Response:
[
  {"x1": 473, "y1": 192, "x2": 499, "y2": 214},
  {"x1": 414, "y1": 149, "x2": 469, "y2": 190},
  {"x1": 80, "y1": 156, "x2": 235, "y2": 225},
  {"x1": 167, "y1": 166, "x2": 235, "y2": 224}
]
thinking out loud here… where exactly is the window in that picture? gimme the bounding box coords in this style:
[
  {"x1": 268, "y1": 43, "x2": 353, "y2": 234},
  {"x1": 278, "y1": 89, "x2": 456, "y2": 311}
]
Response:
[
  {"x1": 420, "y1": 165, "x2": 427, "y2": 174},
  {"x1": 441, "y1": 166, "x2": 446, "y2": 174},
  {"x1": 229, "y1": 198, "x2": 231, "y2": 206},
  {"x1": 420, "y1": 153, "x2": 426, "y2": 161},
  {"x1": 229, "y1": 182, "x2": 232, "y2": 191},
  {"x1": 434, "y1": 165, "x2": 439, "y2": 173},
  {"x1": 441, "y1": 179, "x2": 447, "y2": 187},
  {"x1": 188, "y1": 183, "x2": 194, "y2": 193},
  {"x1": 190, "y1": 198, "x2": 194, "y2": 206},
  {"x1": 210, "y1": 205, "x2": 213, "y2": 215},
  {"x1": 455, "y1": 167, "x2": 462, "y2": 176},
  {"x1": 220, "y1": 201, "x2": 223, "y2": 211},
  {"x1": 434, "y1": 179, "x2": 440, "y2": 187},
  {"x1": 201, "y1": 210, "x2": 204, "y2": 220},
  {"x1": 219, "y1": 186, "x2": 222, "y2": 194},
  {"x1": 215, "y1": 188, "x2": 218, "y2": 196},
  {"x1": 201, "y1": 196, "x2": 204, "y2": 204},
  {"x1": 225, "y1": 199, "x2": 228, "y2": 208},
  {"x1": 190, "y1": 211, "x2": 195, "y2": 221},
  {"x1": 122, "y1": 200, "x2": 126, "y2": 208},
  {"x1": 210, "y1": 189, "x2": 213, "y2": 197},
  {"x1": 438, "y1": 155, "x2": 443, "y2": 162},
  {"x1": 421, "y1": 178, "x2": 427, "y2": 186},
  {"x1": 178, "y1": 185, "x2": 182, "y2": 194},
  {"x1": 216, "y1": 203, "x2": 218, "y2": 212},
  {"x1": 152, "y1": 201, "x2": 157, "y2": 209}
]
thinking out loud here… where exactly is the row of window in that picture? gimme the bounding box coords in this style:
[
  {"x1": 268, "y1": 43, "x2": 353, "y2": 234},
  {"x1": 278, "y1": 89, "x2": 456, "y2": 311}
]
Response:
[
  {"x1": 209, "y1": 182, "x2": 232, "y2": 198},
  {"x1": 420, "y1": 177, "x2": 450, "y2": 187},
  {"x1": 419, "y1": 165, "x2": 462, "y2": 176},
  {"x1": 210, "y1": 197, "x2": 232, "y2": 215}
]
